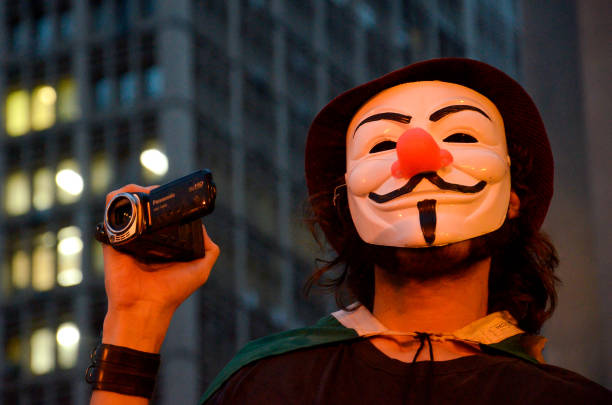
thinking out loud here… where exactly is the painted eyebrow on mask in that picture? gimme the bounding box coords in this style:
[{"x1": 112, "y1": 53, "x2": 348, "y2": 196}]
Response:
[
  {"x1": 429, "y1": 104, "x2": 491, "y2": 122},
  {"x1": 353, "y1": 112, "x2": 412, "y2": 136}
]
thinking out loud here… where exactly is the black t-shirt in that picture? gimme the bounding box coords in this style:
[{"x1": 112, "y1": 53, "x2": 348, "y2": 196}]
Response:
[{"x1": 205, "y1": 338, "x2": 610, "y2": 404}]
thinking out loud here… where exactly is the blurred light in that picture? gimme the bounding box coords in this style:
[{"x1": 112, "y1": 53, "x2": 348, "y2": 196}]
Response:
[
  {"x1": 32, "y1": 85, "x2": 56, "y2": 131},
  {"x1": 30, "y1": 328, "x2": 55, "y2": 375},
  {"x1": 5, "y1": 171, "x2": 31, "y2": 215},
  {"x1": 57, "y1": 226, "x2": 82, "y2": 287},
  {"x1": 11, "y1": 249, "x2": 30, "y2": 289},
  {"x1": 57, "y1": 269, "x2": 82, "y2": 287},
  {"x1": 5, "y1": 89, "x2": 30, "y2": 136},
  {"x1": 57, "y1": 323, "x2": 80, "y2": 368},
  {"x1": 33, "y1": 232, "x2": 55, "y2": 292},
  {"x1": 58, "y1": 236, "x2": 83, "y2": 256},
  {"x1": 33, "y1": 167, "x2": 54, "y2": 210},
  {"x1": 140, "y1": 148, "x2": 168, "y2": 176},
  {"x1": 56, "y1": 169, "x2": 83, "y2": 196}
]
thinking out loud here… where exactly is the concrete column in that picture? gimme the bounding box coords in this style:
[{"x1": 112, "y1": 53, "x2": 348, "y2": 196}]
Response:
[
  {"x1": 157, "y1": 1, "x2": 200, "y2": 403},
  {"x1": 227, "y1": 0, "x2": 249, "y2": 349}
]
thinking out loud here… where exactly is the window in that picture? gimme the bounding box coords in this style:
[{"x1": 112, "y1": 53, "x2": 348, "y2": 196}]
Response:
[
  {"x1": 94, "y1": 77, "x2": 112, "y2": 110},
  {"x1": 56, "y1": 322, "x2": 80, "y2": 368},
  {"x1": 119, "y1": 72, "x2": 136, "y2": 105},
  {"x1": 56, "y1": 159, "x2": 84, "y2": 204},
  {"x1": 144, "y1": 66, "x2": 163, "y2": 98},
  {"x1": 30, "y1": 328, "x2": 55, "y2": 375},
  {"x1": 5, "y1": 89, "x2": 30, "y2": 136},
  {"x1": 5, "y1": 171, "x2": 30, "y2": 216},
  {"x1": 91, "y1": 154, "x2": 112, "y2": 194},
  {"x1": 57, "y1": 226, "x2": 83, "y2": 287},
  {"x1": 31, "y1": 85, "x2": 57, "y2": 131},
  {"x1": 32, "y1": 232, "x2": 55, "y2": 292},
  {"x1": 33, "y1": 167, "x2": 54, "y2": 211},
  {"x1": 11, "y1": 249, "x2": 30, "y2": 289},
  {"x1": 59, "y1": 10, "x2": 74, "y2": 39},
  {"x1": 58, "y1": 78, "x2": 79, "y2": 121},
  {"x1": 10, "y1": 21, "x2": 28, "y2": 52},
  {"x1": 34, "y1": 16, "x2": 53, "y2": 54}
]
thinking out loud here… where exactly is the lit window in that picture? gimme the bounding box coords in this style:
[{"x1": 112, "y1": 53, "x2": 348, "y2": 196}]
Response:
[
  {"x1": 94, "y1": 78, "x2": 111, "y2": 110},
  {"x1": 91, "y1": 154, "x2": 112, "y2": 194},
  {"x1": 5, "y1": 336, "x2": 21, "y2": 367},
  {"x1": 57, "y1": 226, "x2": 83, "y2": 287},
  {"x1": 31, "y1": 85, "x2": 57, "y2": 131},
  {"x1": 58, "y1": 78, "x2": 79, "y2": 122},
  {"x1": 5, "y1": 89, "x2": 30, "y2": 136},
  {"x1": 144, "y1": 66, "x2": 163, "y2": 98},
  {"x1": 34, "y1": 16, "x2": 52, "y2": 54},
  {"x1": 30, "y1": 328, "x2": 55, "y2": 375},
  {"x1": 33, "y1": 167, "x2": 54, "y2": 211},
  {"x1": 56, "y1": 322, "x2": 80, "y2": 369},
  {"x1": 119, "y1": 72, "x2": 136, "y2": 105},
  {"x1": 11, "y1": 249, "x2": 30, "y2": 289},
  {"x1": 56, "y1": 160, "x2": 83, "y2": 204},
  {"x1": 32, "y1": 232, "x2": 55, "y2": 292},
  {"x1": 5, "y1": 171, "x2": 30, "y2": 215},
  {"x1": 92, "y1": 238, "x2": 104, "y2": 275},
  {"x1": 140, "y1": 146, "x2": 168, "y2": 178}
]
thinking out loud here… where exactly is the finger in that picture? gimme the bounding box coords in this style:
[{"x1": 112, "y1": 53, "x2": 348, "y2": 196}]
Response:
[{"x1": 202, "y1": 224, "x2": 219, "y2": 257}]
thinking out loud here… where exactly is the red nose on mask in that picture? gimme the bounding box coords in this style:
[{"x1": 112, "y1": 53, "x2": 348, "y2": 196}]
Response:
[{"x1": 391, "y1": 128, "x2": 453, "y2": 179}]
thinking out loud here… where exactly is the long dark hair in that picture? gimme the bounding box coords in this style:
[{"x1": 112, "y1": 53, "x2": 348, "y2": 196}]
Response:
[{"x1": 304, "y1": 142, "x2": 559, "y2": 335}]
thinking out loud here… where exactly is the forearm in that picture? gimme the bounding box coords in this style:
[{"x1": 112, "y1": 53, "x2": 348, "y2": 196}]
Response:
[{"x1": 88, "y1": 307, "x2": 173, "y2": 405}]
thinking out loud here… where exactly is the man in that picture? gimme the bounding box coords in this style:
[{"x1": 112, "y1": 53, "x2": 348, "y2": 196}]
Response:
[{"x1": 88, "y1": 58, "x2": 611, "y2": 404}]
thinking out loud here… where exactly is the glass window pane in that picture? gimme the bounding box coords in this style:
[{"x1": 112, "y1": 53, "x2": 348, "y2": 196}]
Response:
[
  {"x1": 32, "y1": 232, "x2": 55, "y2": 292},
  {"x1": 11, "y1": 249, "x2": 30, "y2": 289},
  {"x1": 57, "y1": 226, "x2": 82, "y2": 287},
  {"x1": 30, "y1": 328, "x2": 55, "y2": 375},
  {"x1": 94, "y1": 78, "x2": 111, "y2": 110},
  {"x1": 91, "y1": 154, "x2": 112, "y2": 194},
  {"x1": 59, "y1": 11, "x2": 74, "y2": 39},
  {"x1": 34, "y1": 16, "x2": 52, "y2": 54},
  {"x1": 56, "y1": 160, "x2": 83, "y2": 204},
  {"x1": 10, "y1": 21, "x2": 28, "y2": 52},
  {"x1": 144, "y1": 66, "x2": 163, "y2": 98},
  {"x1": 58, "y1": 78, "x2": 79, "y2": 122},
  {"x1": 92, "y1": 238, "x2": 104, "y2": 275},
  {"x1": 6, "y1": 89, "x2": 30, "y2": 136},
  {"x1": 56, "y1": 322, "x2": 80, "y2": 369},
  {"x1": 31, "y1": 85, "x2": 57, "y2": 131},
  {"x1": 119, "y1": 72, "x2": 136, "y2": 105},
  {"x1": 5, "y1": 171, "x2": 31, "y2": 216},
  {"x1": 33, "y1": 167, "x2": 54, "y2": 211}
]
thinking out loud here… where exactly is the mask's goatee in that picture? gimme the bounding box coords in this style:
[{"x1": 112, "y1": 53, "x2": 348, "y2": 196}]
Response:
[{"x1": 417, "y1": 199, "x2": 437, "y2": 245}]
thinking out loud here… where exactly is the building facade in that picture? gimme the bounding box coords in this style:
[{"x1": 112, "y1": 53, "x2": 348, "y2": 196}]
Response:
[{"x1": 0, "y1": 0, "x2": 520, "y2": 403}]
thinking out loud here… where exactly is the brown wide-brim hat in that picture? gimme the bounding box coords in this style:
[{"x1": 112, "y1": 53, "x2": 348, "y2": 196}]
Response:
[{"x1": 305, "y1": 57, "x2": 553, "y2": 253}]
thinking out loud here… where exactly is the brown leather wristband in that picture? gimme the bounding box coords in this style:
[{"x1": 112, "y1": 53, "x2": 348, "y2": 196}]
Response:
[{"x1": 86, "y1": 343, "x2": 161, "y2": 398}]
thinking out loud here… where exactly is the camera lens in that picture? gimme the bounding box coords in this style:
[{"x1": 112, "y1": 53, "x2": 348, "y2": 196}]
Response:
[{"x1": 107, "y1": 196, "x2": 133, "y2": 232}]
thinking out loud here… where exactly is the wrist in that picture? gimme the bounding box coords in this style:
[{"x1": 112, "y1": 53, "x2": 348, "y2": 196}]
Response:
[{"x1": 102, "y1": 306, "x2": 174, "y2": 353}]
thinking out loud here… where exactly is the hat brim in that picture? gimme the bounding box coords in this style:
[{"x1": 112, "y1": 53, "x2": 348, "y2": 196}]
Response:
[{"x1": 305, "y1": 58, "x2": 553, "y2": 252}]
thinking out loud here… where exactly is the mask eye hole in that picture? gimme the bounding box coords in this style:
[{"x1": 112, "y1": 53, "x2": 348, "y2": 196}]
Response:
[
  {"x1": 369, "y1": 140, "x2": 397, "y2": 153},
  {"x1": 443, "y1": 133, "x2": 478, "y2": 143}
]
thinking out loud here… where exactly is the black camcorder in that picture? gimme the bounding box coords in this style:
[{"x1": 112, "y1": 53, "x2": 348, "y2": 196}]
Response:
[{"x1": 95, "y1": 169, "x2": 216, "y2": 262}]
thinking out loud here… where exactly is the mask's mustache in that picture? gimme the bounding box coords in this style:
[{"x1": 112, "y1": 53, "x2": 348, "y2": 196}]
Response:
[{"x1": 368, "y1": 172, "x2": 486, "y2": 204}]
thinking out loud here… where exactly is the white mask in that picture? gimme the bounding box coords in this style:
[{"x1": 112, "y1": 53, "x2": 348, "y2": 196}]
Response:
[{"x1": 345, "y1": 81, "x2": 511, "y2": 247}]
